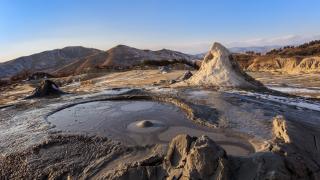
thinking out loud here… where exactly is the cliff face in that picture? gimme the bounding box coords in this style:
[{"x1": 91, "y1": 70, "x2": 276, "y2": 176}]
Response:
[
  {"x1": 246, "y1": 56, "x2": 320, "y2": 74},
  {"x1": 235, "y1": 40, "x2": 320, "y2": 74}
]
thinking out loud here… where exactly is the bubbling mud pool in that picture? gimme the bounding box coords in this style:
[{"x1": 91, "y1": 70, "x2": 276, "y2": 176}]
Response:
[{"x1": 47, "y1": 100, "x2": 254, "y2": 156}]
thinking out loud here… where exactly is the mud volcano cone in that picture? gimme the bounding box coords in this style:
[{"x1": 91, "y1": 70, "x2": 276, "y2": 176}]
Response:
[
  {"x1": 26, "y1": 80, "x2": 65, "y2": 98},
  {"x1": 187, "y1": 42, "x2": 265, "y2": 90}
]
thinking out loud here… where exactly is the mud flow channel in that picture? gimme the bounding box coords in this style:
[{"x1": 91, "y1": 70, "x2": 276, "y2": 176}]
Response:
[{"x1": 47, "y1": 100, "x2": 254, "y2": 156}]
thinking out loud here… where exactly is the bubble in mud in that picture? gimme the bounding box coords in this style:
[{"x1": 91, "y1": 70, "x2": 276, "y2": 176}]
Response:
[{"x1": 136, "y1": 120, "x2": 154, "y2": 128}]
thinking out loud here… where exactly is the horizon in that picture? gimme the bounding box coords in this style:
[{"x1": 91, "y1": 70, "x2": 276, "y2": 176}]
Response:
[{"x1": 1, "y1": 0, "x2": 320, "y2": 62}]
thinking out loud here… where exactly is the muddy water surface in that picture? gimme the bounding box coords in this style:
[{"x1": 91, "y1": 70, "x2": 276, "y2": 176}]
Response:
[
  {"x1": 182, "y1": 89, "x2": 320, "y2": 140},
  {"x1": 47, "y1": 100, "x2": 254, "y2": 156}
]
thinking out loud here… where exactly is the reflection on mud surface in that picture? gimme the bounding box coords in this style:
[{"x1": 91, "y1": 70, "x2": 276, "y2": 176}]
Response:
[
  {"x1": 47, "y1": 100, "x2": 253, "y2": 156},
  {"x1": 183, "y1": 89, "x2": 320, "y2": 139}
]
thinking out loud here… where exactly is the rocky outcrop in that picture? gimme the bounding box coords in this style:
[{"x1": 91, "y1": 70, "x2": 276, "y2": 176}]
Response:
[
  {"x1": 271, "y1": 116, "x2": 320, "y2": 179},
  {"x1": 103, "y1": 134, "x2": 229, "y2": 180},
  {"x1": 272, "y1": 115, "x2": 291, "y2": 143},
  {"x1": 186, "y1": 42, "x2": 265, "y2": 90},
  {"x1": 165, "y1": 135, "x2": 228, "y2": 179},
  {"x1": 26, "y1": 80, "x2": 66, "y2": 98}
]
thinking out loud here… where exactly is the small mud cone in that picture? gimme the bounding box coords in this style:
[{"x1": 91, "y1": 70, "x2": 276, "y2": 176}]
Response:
[{"x1": 26, "y1": 80, "x2": 66, "y2": 98}]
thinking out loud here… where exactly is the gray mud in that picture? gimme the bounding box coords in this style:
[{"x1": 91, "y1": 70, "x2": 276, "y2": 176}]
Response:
[
  {"x1": 2, "y1": 87, "x2": 320, "y2": 179},
  {"x1": 181, "y1": 89, "x2": 320, "y2": 140},
  {"x1": 0, "y1": 134, "x2": 130, "y2": 179},
  {"x1": 47, "y1": 100, "x2": 254, "y2": 156}
]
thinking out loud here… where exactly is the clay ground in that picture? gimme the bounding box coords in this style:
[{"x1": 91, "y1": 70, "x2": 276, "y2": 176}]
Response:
[
  {"x1": 1, "y1": 70, "x2": 320, "y2": 179},
  {"x1": 1, "y1": 70, "x2": 320, "y2": 106},
  {"x1": 249, "y1": 72, "x2": 320, "y2": 98}
]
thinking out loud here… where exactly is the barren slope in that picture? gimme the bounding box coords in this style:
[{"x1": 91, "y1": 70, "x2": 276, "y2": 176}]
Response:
[
  {"x1": 0, "y1": 46, "x2": 101, "y2": 78},
  {"x1": 54, "y1": 45, "x2": 197, "y2": 76}
]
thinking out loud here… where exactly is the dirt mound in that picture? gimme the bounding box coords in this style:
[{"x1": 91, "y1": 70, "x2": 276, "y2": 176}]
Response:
[
  {"x1": 26, "y1": 80, "x2": 65, "y2": 98},
  {"x1": 187, "y1": 42, "x2": 265, "y2": 90}
]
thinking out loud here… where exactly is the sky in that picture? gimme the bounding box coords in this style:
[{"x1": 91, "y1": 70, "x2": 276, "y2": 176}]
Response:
[{"x1": 1, "y1": 0, "x2": 320, "y2": 62}]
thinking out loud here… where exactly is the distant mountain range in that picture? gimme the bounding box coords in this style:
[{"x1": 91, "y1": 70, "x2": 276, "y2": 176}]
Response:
[
  {"x1": 0, "y1": 45, "x2": 197, "y2": 78},
  {"x1": 229, "y1": 45, "x2": 282, "y2": 54},
  {"x1": 194, "y1": 45, "x2": 282, "y2": 59}
]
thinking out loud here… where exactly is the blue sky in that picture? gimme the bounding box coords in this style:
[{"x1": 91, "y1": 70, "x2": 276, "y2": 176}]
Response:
[{"x1": 1, "y1": 0, "x2": 320, "y2": 61}]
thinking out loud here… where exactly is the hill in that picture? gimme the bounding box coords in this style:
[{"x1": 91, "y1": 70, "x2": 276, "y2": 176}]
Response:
[
  {"x1": 0, "y1": 46, "x2": 101, "y2": 78},
  {"x1": 266, "y1": 40, "x2": 320, "y2": 57},
  {"x1": 0, "y1": 45, "x2": 197, "y2": 79},
  {"x1": 54, "y1": 45, "x2": 197, "y2": 76}
]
